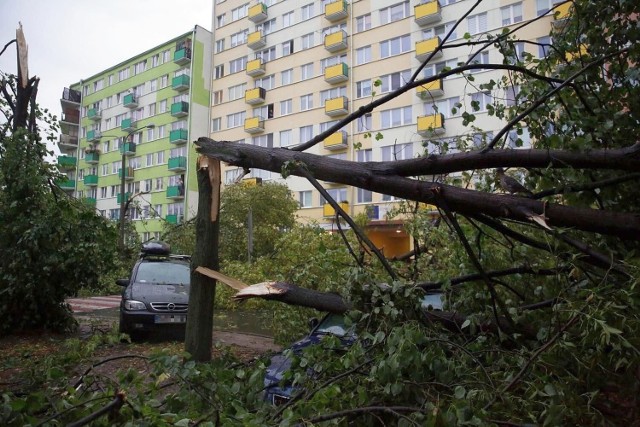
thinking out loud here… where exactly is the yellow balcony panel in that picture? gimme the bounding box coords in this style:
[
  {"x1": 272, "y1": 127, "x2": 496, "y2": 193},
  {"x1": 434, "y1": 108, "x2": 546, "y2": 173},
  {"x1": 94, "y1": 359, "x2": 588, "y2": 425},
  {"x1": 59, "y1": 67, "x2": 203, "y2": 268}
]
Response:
[
  {"x1": 244, "y1": 116, "x2": 265, "y2": 134},
  {"x1": 415, "y1": 37, "x2": 443, "y2": 62},
  {"x1": 565, "y1": 44, "x2": 588, "y2": 62},
  {"x1": 552, "y1": 2, "x2": 572, "y2": 27},
  {"x1": 247, "y1": 58, "x2": 266, "y2": 77},
  {"x1": 325, "y1": 0, "x2": 348, "y2": 22},
  {"x1": 247, "y1": 30, "x2": 266, "y2": 50},
  {"x1": 325, "y1": 96, "x2": 349, "y2": 117},
  {"x1": 245, "y1": 87, "x2": 266, "y2": 105},
  {"x1": 324, "y1": 30, "x2": 348, "y2": 53},
  {"x1": 414, "y1": 1, "x2": 442, "y2": 26},
  {"x1": 417, "y1": 113, "x2": 445, "y2": 136},
  {"x1": 241, "y1": 177, "x2": 263, "y2": 187},
  {"x1": 249, "y1": 2, "x2": 268, "y2": 23},
  {"x1": 324, "y1": 62, "x2": 349, "y2": 84},
  {"x1": 323, "y1": 201, "x2": 349, "y2": 217},
  {"x1": 416, "y1": 79, "x2": 444, "y2": 99},
  {"x1": 324, "y1": 131, "x2": 348, "y2": 150}
]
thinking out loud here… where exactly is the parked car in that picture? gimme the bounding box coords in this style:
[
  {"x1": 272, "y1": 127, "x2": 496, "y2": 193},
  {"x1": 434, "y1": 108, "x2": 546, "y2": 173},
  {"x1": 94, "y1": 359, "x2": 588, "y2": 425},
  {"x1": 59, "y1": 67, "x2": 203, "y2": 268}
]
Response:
[
  {"x1": 263, "y1": 292, "x2": 444, "y2": 405},
  {"x1": 116, "y1": 241, "x2": 191, "y2": 340}
]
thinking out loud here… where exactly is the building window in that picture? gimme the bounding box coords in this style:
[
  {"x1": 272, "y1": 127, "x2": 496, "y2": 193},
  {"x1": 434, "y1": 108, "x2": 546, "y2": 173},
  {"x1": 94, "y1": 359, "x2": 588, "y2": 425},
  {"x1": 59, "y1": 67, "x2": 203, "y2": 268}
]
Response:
[
  {"x1": 282, "y1": 40, "x2": 294, "y2": 56},
  {"x1": 257, "y1": 47, "x2": 276, "y2": 62},
  {"x1": 301, "y1": 3, "x2": 314, "y2": 20},
  {"x1": 537, "y1": 36, "x2": 552, "y2": 58},
  {"x1": 299, "y1": 191, "x2": 312, "y2": 208},
  {"x1": 252, "y1": 133, "x2": 274, "y2": 148},
  {"x1": 468, "y1": 51, "x2": 490, "y2": 72},
  {"x1": 356, "y1": 46, "x2": 371, "y2": 65},
  {"x1": 216, "y1": 14, "x2": 226, "y2": 28},
  {"x1": 467, "y1": 12, "x2": 488, "y2": 35},
  {"x1": 379, "y1": 70, "x2": 411, "y2": 93},
  {"x1": 230, "y1": 29, "x2": 248, "y2": 47},
  {"x1": 156, "y1": 151, "x2": 165, "y2": 165},
  {"x1": 302, "y1": 33, "x2": 314, "y2": 50},
  {"x1": 301, "y1": 63, "x2": 314, "y2": 80},
  {"x1": 280, "y1": 129, "x2": 292, "y2": 147},
  {"x1": 380, "y1": 1, "x2": 410, "y2": 25},
  {"x1": 134, "y1": 60, "x2": 147, "y2": 75},
  {"x1": 356, "y1": 14, "x2": 371, "y2": 32},
  {"x1": 213, "y1": 90, "x2": 223, "y2": 105},
  {"x1": 227, "y1": 111, "x2": 246, "y2": 128},
  {"x1": 320, "y1": 86, "x2": 346, "y2": 105},
  {"x1": 321, "y1": 188, "x2": 347, "y2": 204},
  {"x1": 356, "y1": 80, "x2": 372, "y2": 98},
  {"x1": 536, "y1": 0, "x2": 552, "y2": 17},
  {"x1": 424, "y1": 96, "x2": 460, "y2": 118},
  {"x1": 211, "y1": 117, "x2": 222, "y2": 132},
  {"x1": 229, "y1": 83, "x2": 246, "y2": 101},
  {"x1": 231, "y1": 4, "x2": 248, "y2": 21},
  {"x1": 300, "y1": 125, "x2": 313, "y2": 142},
  {"x1": 215, "y1": 39, "x2": 225, "y2": 53},
  {"x1": 357, "y1": 113, "x2": 372, "y2": 132},
  {"x1": 281, "y1": 69, "x2": 293, "y2": 85},
  {"x1": 280, "y1": 99, "x2": 293, "y2": 115},
  {"x1": 470, "y1": 91, "x2": 492, "y2": 112},
  {"x1": 255, "y1": 75, "x2": 275, "y2": 90},
  {"x1": 215, "y1": 65, "x2": 224, "y2": 79},
  {"x1": 283, "y1": 11, "x2": 294, "y2": 27},
  {"x1": 423, "y1": 21, "x2": 458, "y2": 41},
  {"x1": 229, "y1": 56, "x2": 247, "y2": 73},
  {"x1": 380, "y1": 35, "x2": 411, "y2": 58},
  {"x1": 381, "y1": 143, "x2": 413, "y2": 161},
  {"x1": 118, "y1": 67, "x2": 130, "y2": 81},
  {"x1": 380, "y1": 106, "x2": 413, "y2": 129},
  {"x1": 300, "y1": 94, "x2": 313, "y2": 111},
  {"x1": 501, "y1": 2, "x2": 523, "y2": 25}
]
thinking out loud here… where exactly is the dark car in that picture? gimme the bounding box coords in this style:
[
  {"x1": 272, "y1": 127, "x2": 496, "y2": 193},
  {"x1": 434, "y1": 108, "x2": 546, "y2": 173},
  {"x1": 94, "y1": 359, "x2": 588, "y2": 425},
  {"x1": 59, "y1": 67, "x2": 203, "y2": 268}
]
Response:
[
  {"x1": 116, "y1": 241, "x2": 191, "y2": 340},
  {"x1": 263, "y1": 292, "x2": 444, "y2": 405}
]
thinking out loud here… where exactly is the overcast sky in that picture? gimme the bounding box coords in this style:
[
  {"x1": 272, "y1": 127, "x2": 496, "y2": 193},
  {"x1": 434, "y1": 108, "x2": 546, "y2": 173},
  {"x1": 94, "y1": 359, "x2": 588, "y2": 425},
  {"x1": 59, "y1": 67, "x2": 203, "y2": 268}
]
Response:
[{"x1": 0, "y1": 0, "x2": 212, "y2": 151}]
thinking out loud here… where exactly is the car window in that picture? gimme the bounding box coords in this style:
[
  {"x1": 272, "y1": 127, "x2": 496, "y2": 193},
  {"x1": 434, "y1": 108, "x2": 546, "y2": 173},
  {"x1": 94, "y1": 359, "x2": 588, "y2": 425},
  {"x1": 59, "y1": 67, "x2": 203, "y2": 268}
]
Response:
[
  {"x1": 135, "y1": 262, "x2": 190, "y2": 285},
  {"x1": 315, "y1": 313, "x2": 349, "y2": 337}
]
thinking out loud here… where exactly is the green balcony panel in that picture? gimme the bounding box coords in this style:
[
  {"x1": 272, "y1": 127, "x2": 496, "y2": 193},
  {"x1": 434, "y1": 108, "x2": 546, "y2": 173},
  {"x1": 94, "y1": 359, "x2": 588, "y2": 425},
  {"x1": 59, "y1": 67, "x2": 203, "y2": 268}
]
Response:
[
  {"x1": 87, "y1": 108, "x2": 101, "y2": 120},
  {"x1": 84, "y1": 197, "x2": 97, "y2": 206},
  {"x1": 174, "y1": 48, "x2": 191, "y2": 65},
  {"x1": 170, "y1": 129, "x2": 188, "y2": 144},
  {"x1": 57, "y1": 155, "x2": 77, "y2": 169},
  {"x1": 166, "y1": 185, "x2": 184, "y2": 198},
  {"x1": 171, "y1": 101, "x2": 189, "y2": 117},
  {"x1": 87, "y1": 130, "x2": 102, "y2": 142},
  {"x1": 56, "y1": 177, "x2": 75, "y2": 190},
  {"x1": 117, "y1": 192, "x2": 131, "y2": 204},
  {"x1": 84, "y1": 174, "x2": 99, "y2": 186},
  {"x1": 120, "y1": 142, "x2": 136, "y2": 155},
  {"x1": 121, "y1": 118, "x2": 135, "y2": 132},
  {"x1": 165, "y1": 214, "x2": 180, "y2": 224},
  {"x1": 168, "y1": 156, "x2": 187, "y2": 171},
  {"x1": 123, "y1": 93, "x2": 138, "y2": 108},
  {"x1": 85, "y1": 151, "x2": 100, "y2": 164},
  {"x1": 172, "y1": 74, "x2": 190, "y2": 91}
]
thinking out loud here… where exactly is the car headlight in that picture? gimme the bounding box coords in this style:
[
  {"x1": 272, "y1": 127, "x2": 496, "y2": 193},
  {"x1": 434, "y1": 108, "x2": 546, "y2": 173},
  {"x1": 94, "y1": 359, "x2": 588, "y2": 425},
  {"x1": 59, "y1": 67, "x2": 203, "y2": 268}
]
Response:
[{"x1": 124, "y1": 300, "x2": 146, "y2": 311}]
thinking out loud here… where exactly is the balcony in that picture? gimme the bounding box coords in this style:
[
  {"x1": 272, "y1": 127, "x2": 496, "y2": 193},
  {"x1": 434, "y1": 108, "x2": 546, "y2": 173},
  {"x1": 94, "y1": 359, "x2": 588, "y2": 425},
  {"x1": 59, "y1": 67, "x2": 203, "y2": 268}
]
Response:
[
  {"x1": 84, "y1": 174, "x2": 99, "y2": 186},
  {"x1": 85, "y1": 151, "x2": 100, "y2": 164},
  {"x1": 166, "y1": 185, "x2": 185, "y2": 199},
  {"x1": 417, "y1": 113, "x2": 445, "y2": 136},
  {"x1": 165, "y1": 214, "x2": 183, "y2": 224},
  {"x1": 83, "y1": 197, "x2": 97, "y2": 206},
  {"x1": 174, "y1": 47, "x2": 192, "y2": 65},
  {"x1": 323, "y1": 201, "x2": 349, "y2": 217},
  {"x1": 117, "y1": 192, "x2": 131, "y2": 204},
  {"x1": 552, "y1": 2, "x2": 572, "y2": 28},
  {"x1": 87, "y1": 130, "x2": 102, "y2": 142},
  {"x1": 324, "y1": 0, "x2": 348, "y2": 22},
  {"x1": 87, "y1": 108, "x2": 101, "y2": 121},
  {"x1": 324, "y1": 131, "x2": 348, "y2": 150},
  {"x1": 59, "y1": 134, "x2": 79, "y2": 149},
  {"x1": 168, "y1": 156, "x2": 187, "y2": 172},
  {"x1": 120, "y1": 142, "x2": 136, "y2": 156},
  {"x1": 57, "y1": 155, "x2": 77, "y2": 169},
  {"x1": 244, "y1": 116, "x2": 265, "y2": 134},
  {"x1": 171, "y1": 101, "x2": 189, "y2": 118},
  {"x1": 245, "y1": 87, "x2": 266, "y2": 105},
  {"x1": 414, "y1": 1, "x2": 442, "y2": 26},
  {"x1": 123, "y1": 93, "x2": 138, "y2": 108},
  {"x1": 61, "y1": 87, "x2": 81, "y2": 108},
  {"x1": 241, "y1": 177, "x2": 263, "y2": 186},
  {"x1": 565, "y1": 44, "x2": 588, "y2": 62},
  {"x1": 248, "y1": 2, "x2": 268, "y2": 23},
  {"x1": 325, "y1": 96, "x2": 349, "y2": 117},
  {"x1": 170, "y1": 129, "x2": 188, "y2": 144},
  {"x1": 324, "y1": 62, "x2": 349, "y2": 84},
  {"x1": 246, "y1": 58, "x2": 266, "y2": 77},
  {"x1": 56, "y1": 177, "x2": 75, "y2": 190},
  {"x1": 172, "y1": 74, "x2": 190, "y2": 91},
  {"x1": 416, "y1": 79, "x2": 444, "y2": 99},
  {"x1": 416, "y1": 37, "x2": 443, "y2": 62},
  {"x1": 247, "y1": 30, "x2": 266, "y2": 50},
  {"x1": 118, "y1": 167, "x2": 135, "y2": 181},
  {"x1": 324, "y1": 30, "x2": 348, "y2": 53},
  {"x1": 121, "y1": 118, "x2": 135, "y2": 132}
]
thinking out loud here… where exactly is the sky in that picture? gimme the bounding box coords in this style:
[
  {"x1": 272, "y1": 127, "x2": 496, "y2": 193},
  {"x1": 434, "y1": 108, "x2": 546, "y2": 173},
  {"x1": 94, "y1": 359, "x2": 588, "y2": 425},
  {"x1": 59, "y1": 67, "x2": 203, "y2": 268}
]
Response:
[{"x1": 0, "y1": 0, "x2": 212, "y2": 153}]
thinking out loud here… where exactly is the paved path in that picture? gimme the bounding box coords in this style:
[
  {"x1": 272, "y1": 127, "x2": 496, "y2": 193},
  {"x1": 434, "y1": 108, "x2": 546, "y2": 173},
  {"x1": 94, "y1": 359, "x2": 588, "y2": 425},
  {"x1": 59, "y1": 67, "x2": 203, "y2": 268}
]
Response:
[{"x1": 67, "y1": 295, "x2": 121, "y2": 313}]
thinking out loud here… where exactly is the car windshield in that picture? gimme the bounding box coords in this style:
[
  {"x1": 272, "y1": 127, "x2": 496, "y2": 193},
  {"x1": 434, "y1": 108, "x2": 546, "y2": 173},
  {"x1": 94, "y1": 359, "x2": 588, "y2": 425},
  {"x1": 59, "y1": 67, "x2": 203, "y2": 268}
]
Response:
[
  {"x1": 135, "y1": 262, "x2": 190, "y2": 285},
  {"x1": 314, "y1": 313, "x2": 350, "y2": 337}
]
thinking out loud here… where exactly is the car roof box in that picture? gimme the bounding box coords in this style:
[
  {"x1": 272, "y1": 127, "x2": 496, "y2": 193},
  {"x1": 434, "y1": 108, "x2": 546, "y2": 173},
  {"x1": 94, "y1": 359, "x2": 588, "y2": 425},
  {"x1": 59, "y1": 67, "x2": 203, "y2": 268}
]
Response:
[{"x1": 141, "y1": 241, "x2": 171, "y2": 256}]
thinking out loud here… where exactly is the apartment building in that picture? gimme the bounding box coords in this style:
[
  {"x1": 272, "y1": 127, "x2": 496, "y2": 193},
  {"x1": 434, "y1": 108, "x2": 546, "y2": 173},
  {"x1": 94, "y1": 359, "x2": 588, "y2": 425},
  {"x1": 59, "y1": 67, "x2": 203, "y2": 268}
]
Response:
[
  {"x1": 209, "y1": 0, "x2": 564, "y2": 258},
  {"x1": 58, "y1": 26, "x2": 212, "y2": 242}
]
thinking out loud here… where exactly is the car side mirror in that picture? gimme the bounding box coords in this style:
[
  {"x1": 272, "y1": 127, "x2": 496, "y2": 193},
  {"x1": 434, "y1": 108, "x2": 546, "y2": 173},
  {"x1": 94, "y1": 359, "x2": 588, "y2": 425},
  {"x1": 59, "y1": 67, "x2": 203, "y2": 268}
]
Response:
[
  {"x1": 308, "y1": 317, "x2": 319, "y2": 331},
  {"x1": 116, "y1": 278, "x2": 130, "y2": 287}
]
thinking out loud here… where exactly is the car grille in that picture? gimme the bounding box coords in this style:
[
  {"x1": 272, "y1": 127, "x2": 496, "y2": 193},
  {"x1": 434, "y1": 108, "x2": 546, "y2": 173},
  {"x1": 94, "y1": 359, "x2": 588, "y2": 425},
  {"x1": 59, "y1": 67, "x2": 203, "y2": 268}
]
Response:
[{"x1": 150, "y1": 302, "x2": 188, "y2": 312}]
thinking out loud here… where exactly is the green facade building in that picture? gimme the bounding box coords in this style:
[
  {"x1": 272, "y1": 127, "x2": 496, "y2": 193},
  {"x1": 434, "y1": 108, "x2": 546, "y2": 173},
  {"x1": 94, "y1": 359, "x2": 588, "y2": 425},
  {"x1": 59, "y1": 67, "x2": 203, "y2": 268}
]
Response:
[{"x1": 58, "y1": 26, "x2": 212, "y2": 242}]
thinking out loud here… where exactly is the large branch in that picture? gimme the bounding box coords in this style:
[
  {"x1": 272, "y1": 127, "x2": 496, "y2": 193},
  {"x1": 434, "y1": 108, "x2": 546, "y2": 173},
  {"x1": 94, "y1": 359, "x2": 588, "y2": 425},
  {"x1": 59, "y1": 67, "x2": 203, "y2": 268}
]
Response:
[{"x1": 195, "y1": 138, "x2": 640, "y2": 240}]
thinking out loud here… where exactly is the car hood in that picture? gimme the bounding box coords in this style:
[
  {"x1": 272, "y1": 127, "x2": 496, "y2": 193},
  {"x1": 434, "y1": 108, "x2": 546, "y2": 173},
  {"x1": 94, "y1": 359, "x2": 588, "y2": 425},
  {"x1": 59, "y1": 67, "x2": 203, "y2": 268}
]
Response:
[{"x1": 129, "y1": 283, "x2": 189, "y2": 303}]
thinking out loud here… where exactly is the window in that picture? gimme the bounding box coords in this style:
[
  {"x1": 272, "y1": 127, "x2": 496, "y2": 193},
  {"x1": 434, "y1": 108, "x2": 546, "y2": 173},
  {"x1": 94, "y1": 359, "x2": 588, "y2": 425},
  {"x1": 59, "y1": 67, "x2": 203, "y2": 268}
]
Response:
[
  {"x1": 356, "y1": 149, "x2": 372, "y2": 163},
  {"x1": 282, "y1": 40, "x2": 294, "y2": 56},
  {"x1": 252, "y1": 133, "x2": 274, "y2": 148},
  {"x1": 215, "y1": 39, "x2": 225, "y2": 53},
  {"x1": 380, "y1": 106, "x2": 413, "y2": 129},
  {"x1": 228, "y1": 83, "x2": 245, "y2": 101},
  {"x1": 253, "y1": 104, "x2": 273, "y2": 120},
  {"x1": 211, "y1": 117, "x2": 221, "y2": 132},
  {"x1": 118, "y1": 67, "x2": 130, "y2": 81},
  {"x1": 160, "y1": 74, "x2": 169, "y2": 87},
  {"x1": 536, "y1": 0, "x2": 552, "y2": 17},
  {"x1": 381, "y1": 143, "x2": 413, "y2": 161},
  {"x1": 472, "y1": 131, "x2": 494, "y2": 149},
  {"x1": 230, "y1": 30, "x2": 248, "y2": 47},
  {"x1": 162, "y1": 49, "x2": 170, "y2": 63},
  {"x1": 108, "y1": 74, "x2": 114, "y2": 86},
  {"x1": 423, "y1": 58, "x2": 459, "y2": 80},
  {"x1": 468, "y1": 51, "x2": 489, "y2": 72},
  {"x1": 302, "y1": 33, "x2": 314, "y2": 49},
  {"x1": 281, "y1": 69, "x2": 293, "y2": 85},
  {"x1": 301, "y1": 63, "x2": 314, "y2": 80},
  {"x1": 356, "y1": 46, "x2": 371, "y2": 65},
  {"x1": 134, "y1": 60, "x2": 147, "y2": 75},
  {"x1": 283, "y1": 11, "x2": 294, "y2": 27},
  {"x1": 505, "y1": 42, "x2": 526, "y2": 64},
  {"x1": 423, "y1": 21, "x2": 457, "y2": 41},
  {"x1": 380, "y1": 1, "x2": 410, "y2": 25},
  {"x1": 356, "y1": 80, "x2": 372, "y2": 98},
  {"x1": 537, "y1": 36, "x2": 552, "y2": 58},
  {"x1": 320, "y1": 54, "x2": 346, "y2": 73},
  {"x1": 321, "y1": 188, "x2": 347, "y2": 204},
  {"x1": 424, "y1": 96, "x2": 461, "y2": 118},
  {"x1": 356, "y1": 14, "x2": 371, "y2": 32},
  {"x1": 280, "y1": 99, "x2": 293, "y2": 115},
  {"x1": 501, "y1": 2, "x2": 523, "y2": 25},
  {"x1": 300, "y1": 125, "x2": 314, "y2": 142},
  {"x1": 93, "y1": 79, "x2": 104, "y2": 92},
  {"x1": 320, "y1": 86, "x2": 346, "y2": 104},
  {"x1": 213, "y1": 90, "x2": 223, "y2": 105},
  {"x1": 470, "y1": 92, "x2": 492, "y2": 112},
  {"x1": 216, "y1": 13, "x2": 226, "y2": 28},
  {"x1": 227, "y1": 111, "x2": 246, "y2": 128},
  {"x1": 301, "y1": 3, "x2": 314, "y2": 20},
  {"x1": 231, "y1": 4, "x2": 248, "y2": 21},
  {"x1": 506, "y1": 127, "x2": 531, "y2": 148},
  {"x1": 299, "y1": 191, "x2": 312, "y2": 208},
  {"x1": 147, "y1": 127, "x2": 154, "y2": 142},
  {"x1": 259, "y1": 18, "x2": 277, "y2": 35},
  {"x1": 215, "y1": 65, "x2": 224, "y2": 79},
  {"x1": 357, "y1": 113, "x2": 372, "y2": 132},
  {"x1": 229, "y1": 56, "x2": 247, "y2": 73},
  {"x1": 257, "y1": 47, "x2": 276, "y2": 62},
  {"x1": 319, "y1": 120, "x2": 339, "y2": 133},
  {"x1": 379, "y1": 70, "x2": 411, "y2": 93},
  {"x1": 146, "y1": 153, "x2": 153, "y2": 167},
  {"x1": 380, "y1": 34, "x2": 411, "y2": 58},
  {"x1": 149, "y1": 79, "x2": 157, "y2": 92},
  {"x1": 300, "y1": 94, "x2": 313, "y2": 111},
  {"x1": 156, "y1": 151, "x2": 165, "y2": 165},
  {"x1": 467, "y1": 12, "x2": 488, "y2": 35},
  {"x1": 505, "y1": 86, "x2": 520, "y2": 107},
  {"x1": 280, "y1": 129, "x2": 293, "y2": 147},
  {"x1": 152, "y1": 54, "x2": 160, "y2": 67},
  {"x1": 255, "y1": 75, "x2": 275, "y2": 90}
]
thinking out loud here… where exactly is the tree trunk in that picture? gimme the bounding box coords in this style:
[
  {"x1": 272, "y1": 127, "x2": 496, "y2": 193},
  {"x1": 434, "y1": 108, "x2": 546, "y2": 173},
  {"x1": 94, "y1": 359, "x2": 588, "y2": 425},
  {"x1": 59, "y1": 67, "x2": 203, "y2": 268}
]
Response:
[{"x1": 185, "y1": 157, "x2": 220, "y2": 361}]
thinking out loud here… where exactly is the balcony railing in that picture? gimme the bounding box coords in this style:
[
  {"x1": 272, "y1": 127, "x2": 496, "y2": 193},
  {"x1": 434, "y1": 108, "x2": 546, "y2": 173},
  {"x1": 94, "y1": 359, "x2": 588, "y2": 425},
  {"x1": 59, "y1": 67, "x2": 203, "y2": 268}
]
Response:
[
  {"x1": 87, "y1": 130, "x2": 102, "y2": 142},
  {"x1": 84, "y1": 174, "x2": 99, "y2": 186},
  {"x1": 166, "y1": 185, "x2": 185, "y2": 199},
  {"x1": 248, "y1": 2, "x2": 268, "y2": 23},
  {"x1": 121, "y1": 118, "x2": 135, "y2": 132},
  {"x1": 244, "y1": 116, "x2": 265, "y2": 134},
  {"x1": 120, "y1": 142, "x2": 136, "y2": 156},
  {"x1": 324, "y1": 131, "x2": 348, "y2": 150},
  {"x1": 414, "y1": 1, "x2": 442, "y2": 26},
  {"x1": 123, "y1": 93, "x2": 138, "y2": 108},
  {"x1": 168, "y1": 156, "x2": 187, "y2": 171},
  {"x1": 56, "y1": 177, "x2": 75, "y2": 190},
  {"x1": 85, "y1": 151, "x2": 100, "y2": 164},
  {"x1": 117, "y1": 192, "x2": 131, "y2": 204},
  {"x1": 417, "y1": 113, "x2": 445, "y2": 136},
  {"x1": 324, "y1": 62, "x2": 349, "y2": 84},
  {"x1": 245, "y1": 87, "x2": 266, "y2": 105},
  {"x1": 87, "y1": 108, "x2": 102, "y2": 121},
  {"x1": 325, "y1": 96, "x2": 349, "y2": 117},
  {"x1": 170, "y1": 129, "x2": 188, "y2": 144},
  {"x1": 84, "y1": 197, "x2": 97, "y2": 206},
  {"x1": 324, "y1": 30, "x2": 348, "y2": 53},
  {"x1": 165, "y1": 214, "x2": 183, "y2": 224},
  {"x1": 118, "y1": 167, "x2": 134, "y2": 181},
  {"x1": 323, "y1": 201, "x2": 349, "y2": 217},
  {"x1": 174, "y1": 47, "x2": 192, "y2": 65},
  {"x1": 59, "y1": 134, "x2": 79, "y2": 148},
  {"x1": 324, "y1": 0, "x2": 348, "y2": 22},
  {"x1": 61, "y1": 87, "x2": 81, "y2": 106},
  {"x1": 60, "y1": 111, "x2": 80, "y2": 124},
  {"x1": 172, "y1": 74, "x2": 190, "y2": 91},
  {"x1": 552, "y1": 2, "x2": 572, "y2": 27},
  {"x1": 171, "y1": 101, "x2": 189, "y2": 117},
  {"x1": 415, "y1": 37, "x2": 443, "y2": 62},
  {"x1": 247, "y1": 58, "x2": 266, "y2": 77},
  {"x1": 416, "y1": 79, "x2": 444, "y2": 99},
  {"x1": 247, "y1": 30, "x2": 266, "y2": 50},
  {"x1": 57, "y1": 155, "x2": 77, "y2": 169}
]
